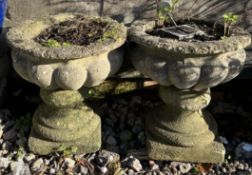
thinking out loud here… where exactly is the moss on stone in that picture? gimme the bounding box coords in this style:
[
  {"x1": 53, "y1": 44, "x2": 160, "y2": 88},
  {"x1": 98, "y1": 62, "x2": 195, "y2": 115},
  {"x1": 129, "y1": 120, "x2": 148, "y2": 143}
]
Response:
[
  {"x1": 145, "y1": 86, "x2": 225, "y2": 163},
  {"x1": 99, "y1": 23, "x2": 122, "y2": 43},
  {"x1": 41, "y1": 39, "x2": 71, "y2": 48},
  {"x1": 40, "y1": 89, "x2": 84, "y2": 107},
  {"x1": 84, "y1": 80, "x2": 139, "y2": 98},
  {"x1": 28, "y1": 89, "x2": 101, "y2": 155}
]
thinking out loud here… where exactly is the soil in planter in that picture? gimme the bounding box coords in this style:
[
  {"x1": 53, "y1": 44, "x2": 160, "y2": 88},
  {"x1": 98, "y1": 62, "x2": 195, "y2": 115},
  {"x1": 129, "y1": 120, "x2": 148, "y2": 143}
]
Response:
[
  {"x1": 148, "y1": 20, "x2": 225, "y2": 42},
  {"x1": 35, "y1": 16, "x2": 117, "y2": 46}
]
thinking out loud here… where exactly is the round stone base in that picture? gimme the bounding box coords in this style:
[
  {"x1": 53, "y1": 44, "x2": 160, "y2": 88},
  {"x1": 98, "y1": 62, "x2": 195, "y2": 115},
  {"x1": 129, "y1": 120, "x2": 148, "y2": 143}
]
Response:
[
  {"x1": 145, "y1": 105, "x2": 225, "y2": 163},
  {"x1": 147, "y1": 139, "x2": 225, "y2": 163},
  {"x1": 28, "y1": 90, "x2": 101, "y2": 155},
  {"x1": 28, "y1": 121, "x2": 101, "y2": 155}
]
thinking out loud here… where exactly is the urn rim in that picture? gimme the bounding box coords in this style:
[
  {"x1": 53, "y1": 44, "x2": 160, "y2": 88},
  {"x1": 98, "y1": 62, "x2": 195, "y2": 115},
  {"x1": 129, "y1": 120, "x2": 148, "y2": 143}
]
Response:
[
  {"x1": 129, "y1": 19, "x2": 251, "y2": 56},
  {"x1": 7, "y1": 14, "x2": 127, "y2": 60}
]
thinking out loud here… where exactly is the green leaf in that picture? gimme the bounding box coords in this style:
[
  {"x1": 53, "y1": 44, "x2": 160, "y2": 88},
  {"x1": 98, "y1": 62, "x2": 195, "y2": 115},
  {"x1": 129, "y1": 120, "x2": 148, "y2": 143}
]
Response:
[
  {"x1": 190, "y1": 167, "x2": 199, "y2": 173},
  {"x1": 17, "y1": 146, "x2": 25, "y2": 158},
  {"x1": 62, "y1": 42, "x2": 71, "y2": 47},
  {"x1": 63, "y1": 149, "x2": 71, "y2": 157},
  {"x1": 70, "y1": 146, "x2": 78, "y2": 154},
  {"x1": 223, "y1": 14, "x2": 229, "y2": 19},
  {"x1": 41, "y1": 39, "x2": 71, "y2": 48},
  {"x1": 57, "y1": 144, "x2": 67, "y2": 152},
  {"x1": 42, "y1": 39, "x2": 61, "y2": 47},
  {"x1": 223, "y1": 12, "x2": 239, "y2": 24}
]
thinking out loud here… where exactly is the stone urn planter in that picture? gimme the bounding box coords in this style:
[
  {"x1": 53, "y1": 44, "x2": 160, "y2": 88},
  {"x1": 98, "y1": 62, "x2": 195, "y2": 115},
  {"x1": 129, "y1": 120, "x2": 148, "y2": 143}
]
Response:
[
  {"x1": 7, "y1": 14, "x2": 126, "y2": 155},
  {"x1": 129, "y1": 20, "x2": 251, "y2": 163}
]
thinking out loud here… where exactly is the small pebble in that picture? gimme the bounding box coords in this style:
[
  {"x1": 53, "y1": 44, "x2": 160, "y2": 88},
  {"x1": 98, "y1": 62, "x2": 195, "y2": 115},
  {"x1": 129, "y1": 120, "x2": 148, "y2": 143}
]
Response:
[
  {"x1": 64, "y1": 158, "x2": 75, "y2": 169},
  {"x1": 0, "y1": 157, "x2": 10, "y2": 168},
  {"x1": 123, "y1": 156, "x2": 142, "y2": 172},
  {"x1": 128, "y1": 169, "x2": 135, "y2": 175},
  {"x1": 0, "y1": 126, "x2": 3, "y2": 138},
  {"x1": 149, "y1": 160, "x2": 155, "y2": 167},
  {"x1": 31, "y1": 158, "x2": 44, "y2": 172},
  {"x1": 96, "y1": 157, "x2": 107, "y2": 167},
  {"x1": 24, "y1": 153, "x2": 36, "y2": 163},
  {"x1": 235, "y1": 142, "x2": 252, "y2": 159},
  {"x1": 44, "y1": 159, "x2": 50, "y2": 166},
  {"x1": 178, "y1": 163, "x2": 191, "y2": 173},
  {"x1": 119, "y1": 130, "x2": 132, "y2": 142},
  {"x1": 237, "y1": 170, "x2": 251, "y2": 175},
  {"x1": 99, "y1": 166, "x2": 108, "y2": 174},
  {"x1": 2, "y1": 141, "x2": 12, "y2": 150},
  {"x1": 219, "y1": 136, "x2": 229, "y2": 144},
  {"x1": 3, "y1": 128, "x2": 17, "y2": 140},
  {"x1": 80, "y1": 166, "x2": 88, "y2": 174},
  {"x1": 152, "y1": 164, "x2": 159, "y2": 171},
  {"x1": 106, "y1": 136, "x2": 117, "y2": 146},
  {"x1": 149, "y1": 160, "x2": 159, "y2": 170},
  {"x1": 132, "y1": 124, "x2": 143, "y2": 134},
  {"x1": 222, "y1": 167, "x2": 227, "y2": 173},
  {"x1": 3, "y1": 120, "x2": 15, "y2": 132},
  {"x1": 11, "y1": 160, "x2": 31, "y2": 175},
  {"x1": 98, "y1": 150, "x2": 120, "y2": 164},
  {"x1": 49, "y1": 168, "x2": 56, "y2": 174},
  {"x1": 238, "y1": 163, "x2": 245, "y2": 171}
]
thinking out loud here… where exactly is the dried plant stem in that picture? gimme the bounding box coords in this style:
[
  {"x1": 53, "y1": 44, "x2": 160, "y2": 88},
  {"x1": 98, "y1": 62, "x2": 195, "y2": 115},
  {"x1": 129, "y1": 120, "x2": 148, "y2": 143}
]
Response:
[
  {"x1": 185, "y1": 0, "x2": 199, "y2": 19},
  {"x1": 100, "y1": 0, "x2": 105, "y2": 16},
  {"x1": 224, "y1": 23, "x2": 227, "y2": 36},
  {"x1": 155, "y1": 0, "x2": 160, "y2": 27},
  {"x1": 168, "y1": 13, "x2": 178, "y2": 27},
  {"x1": 155, "y1": 0, "x2": 160, "y2": 15}
]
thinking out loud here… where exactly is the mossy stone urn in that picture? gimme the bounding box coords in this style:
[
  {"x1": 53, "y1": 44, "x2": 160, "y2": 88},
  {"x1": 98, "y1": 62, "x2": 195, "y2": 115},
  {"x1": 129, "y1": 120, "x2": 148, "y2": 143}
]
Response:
[
  {"x1": 129, "y1": 20, "x2": 251, "y2": 163},
  {"x1": 7, "y1": 14, "x2": 126, "y2": 155}
]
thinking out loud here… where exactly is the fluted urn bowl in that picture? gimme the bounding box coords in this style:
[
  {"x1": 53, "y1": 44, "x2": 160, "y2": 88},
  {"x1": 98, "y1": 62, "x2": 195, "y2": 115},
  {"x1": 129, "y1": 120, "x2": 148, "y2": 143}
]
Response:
[
  {"x1": 129, "y1": 20, "x2": 251, "y2": 163},
  {"x1": 7, "y1": 14, "x2": 127, "y2": 155}
]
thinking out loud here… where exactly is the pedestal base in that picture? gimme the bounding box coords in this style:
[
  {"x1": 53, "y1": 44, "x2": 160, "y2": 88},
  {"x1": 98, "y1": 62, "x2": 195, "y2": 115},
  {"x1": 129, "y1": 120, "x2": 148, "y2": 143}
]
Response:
[
  {"x1": 28, "y1": 90, "x2": 101, "y2": 155},
  {"x1": 146, "y1": 106, "x2": 225, "y2": 163},
  {"x1": 147, "y1": 139, "x2": 224, "y2": 163},
  {"x1": 145, "y1": 87, "x2": 225, "y2": 163}
]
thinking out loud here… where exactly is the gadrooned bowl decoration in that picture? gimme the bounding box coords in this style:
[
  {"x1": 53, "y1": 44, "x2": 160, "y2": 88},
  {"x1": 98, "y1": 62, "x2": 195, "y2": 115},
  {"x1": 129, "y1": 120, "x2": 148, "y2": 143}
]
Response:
[
  {"x1": 129, "y1": 20, "x2": 251, "y2": 163},
  {"x1": 7, "y1": 14, "x2": 127, "y2": 155}
]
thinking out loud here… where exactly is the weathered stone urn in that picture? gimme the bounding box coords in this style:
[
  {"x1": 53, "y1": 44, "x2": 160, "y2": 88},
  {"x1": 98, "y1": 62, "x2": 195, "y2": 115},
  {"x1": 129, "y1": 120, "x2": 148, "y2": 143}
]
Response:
[
  {"x1": 129, "y1": 20, "x2": 251, "y2": 163},
  {"x1": 7, "y1": 14, "x2": 126, "y2": 155}
]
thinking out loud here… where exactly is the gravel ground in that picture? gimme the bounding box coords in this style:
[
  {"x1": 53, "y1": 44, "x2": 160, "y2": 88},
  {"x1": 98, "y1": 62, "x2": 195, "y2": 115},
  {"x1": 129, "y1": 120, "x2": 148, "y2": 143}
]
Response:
[{"x1": 0, "y1": 78, "x2": 252, "y2": 175}]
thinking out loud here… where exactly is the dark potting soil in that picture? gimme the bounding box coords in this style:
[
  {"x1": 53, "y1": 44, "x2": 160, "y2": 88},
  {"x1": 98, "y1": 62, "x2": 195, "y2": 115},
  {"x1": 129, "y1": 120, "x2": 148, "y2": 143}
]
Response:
[
  {"x1": 148, "y1": 19, "x2": 225, "y2": 42},
  {"x1": 35, "y1": 16, "x2": 112, "y2": 46}
]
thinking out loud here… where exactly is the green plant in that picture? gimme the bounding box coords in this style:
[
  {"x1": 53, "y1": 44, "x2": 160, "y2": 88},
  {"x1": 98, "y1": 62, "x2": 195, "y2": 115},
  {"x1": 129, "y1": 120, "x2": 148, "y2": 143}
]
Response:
[
  {"x1": 41, "y1": 39, "x2": 71, "y2": 48},
  {"x1": 98, "y1": 23, "x2": 120, "y2": 43},
  {"x1": 16, "y1": 146, "x2": 25, "y2": 159},
  {"x1": 155, "y1": 0, "x2": 180, "y2": 27},
  {"x1": 56, "y1": 144, "x2": 78, "y2": 157},
  {"x1": 223, "y1": 12, "x2": 239, "y2": 36}
]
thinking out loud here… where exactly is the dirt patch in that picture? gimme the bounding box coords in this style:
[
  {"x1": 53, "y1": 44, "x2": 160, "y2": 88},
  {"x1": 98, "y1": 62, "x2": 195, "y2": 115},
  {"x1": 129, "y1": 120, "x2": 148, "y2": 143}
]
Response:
[
  {"x1": 148, "y1": 20, "x2": 225, "y2": 42},
  {"x1": 35, "y1": 16, "x2": 116, "y2": 46}
]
